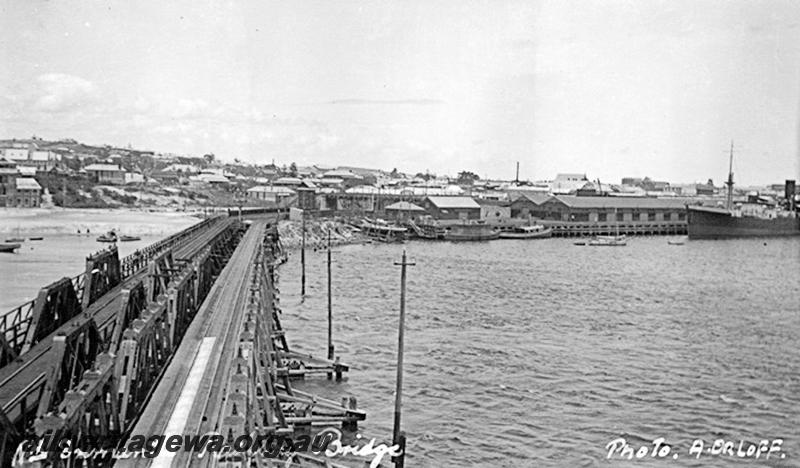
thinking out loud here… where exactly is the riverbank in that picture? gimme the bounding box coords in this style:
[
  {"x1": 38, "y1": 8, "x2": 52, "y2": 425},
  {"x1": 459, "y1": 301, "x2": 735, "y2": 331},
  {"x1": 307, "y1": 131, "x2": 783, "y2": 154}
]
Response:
[
  {"x1": 0, "y1": 207, "x2": 202, "y2": 236},
  {"x1": 278, "y1": 219, "x2": 366, "y2": 250}
]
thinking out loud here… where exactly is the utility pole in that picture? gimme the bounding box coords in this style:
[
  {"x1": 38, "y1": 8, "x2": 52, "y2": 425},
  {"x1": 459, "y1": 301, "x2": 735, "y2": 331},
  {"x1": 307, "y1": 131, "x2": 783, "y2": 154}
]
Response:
[
  {"x1": 327, "y1": 228, "x2": 334, "y2": 363},
  {"x1": 392, "y1": 250, "x2": 414, "y2": 468},
  {"x1": 726, "y1": 140, "x2": 735, "y2": 211},
  {"x1": 300, "y1": 213, "x2": 306, "y2": 297}
]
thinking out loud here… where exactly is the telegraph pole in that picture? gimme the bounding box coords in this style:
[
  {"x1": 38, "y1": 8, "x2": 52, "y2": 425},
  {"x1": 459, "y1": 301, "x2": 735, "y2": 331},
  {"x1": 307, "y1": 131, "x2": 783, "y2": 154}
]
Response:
[
  {"x1": 327, "y1": 228, "x2": 334, "y2": 362},
  {"x1": 392, "y1": 250, "x2": 414, "y2": 468},
  {"x1": 300, "y1": 214, "x2": 306, "y2": 298}
]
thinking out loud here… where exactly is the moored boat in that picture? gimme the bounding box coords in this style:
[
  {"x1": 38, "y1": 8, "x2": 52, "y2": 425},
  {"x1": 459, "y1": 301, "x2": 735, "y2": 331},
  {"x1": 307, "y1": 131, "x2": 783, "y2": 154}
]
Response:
[
  {"x1": 442, "y1": 224, "x2": 499, "y2": 241},
  {"x1": 28, "y1": 236, "x2": 44, "y2": 241},
  {"x1": 359, "y1": 219, "x2": 407, "y2": 243},
  {"x1": 5, "y1": 237, "x2": 24, "y2": 243},
  {"x1": 588, "y1": 236, "x2": 627, "y2": 246},
  {"x1": 498, "y1": 225, "x2": 553, "y2": 239},
  {"x1": 119, "y1": 235, "x2": 141, "y2": 242},
  {"x1": 0, "y1": 243, "x2": 21, "y2": 253},
  {"x1": 687, "y1": 144, "x2": 799, "y2": 239},
  {"x1": 97, "y1": 231, "x2": 118, "y2": 243}
]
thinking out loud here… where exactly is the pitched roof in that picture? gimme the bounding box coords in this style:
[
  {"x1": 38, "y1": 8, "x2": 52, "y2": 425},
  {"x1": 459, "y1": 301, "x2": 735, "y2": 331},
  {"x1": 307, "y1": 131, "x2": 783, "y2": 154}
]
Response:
[
  {"x1": 84, "y1": 163, "x2": 124, "y2": 172},
  {"x1": 513, "y1": 193, "x2": 552, "y2": 205},
  {"x1": 426, "y1": 196, "x2": 480, "y2": 209},
  {"x1": 16, "y1": 177, "x2": 41, "y2": 190},
  {"x1": 385, "y1": 201, "x2": 425, "y2": 211},
  {"x1": 247, "y1": 185, "x2": 296, "y2": 195},
  {"x1": 551, "y1": 195, "x2": 689, "y2": 209}
]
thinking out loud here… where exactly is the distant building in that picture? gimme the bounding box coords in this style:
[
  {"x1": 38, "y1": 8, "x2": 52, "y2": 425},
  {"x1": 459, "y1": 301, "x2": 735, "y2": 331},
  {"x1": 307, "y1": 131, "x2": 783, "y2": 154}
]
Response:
[
  {"x1": 85, "y1": 163, "x2": 126, "y2": 184},
  {"x1": 1, "y1": 148, "x2": 30, "y2": 162},
  {"x1": 423, "y1": 196, "x2": 481, "y2": 220},
  {"x1": 124, "y1": 172, "x2": 145, "y2": 184},
  {"x1": 246, "y1": 185, "x2": 296, "y2": 203},
  {"x1": 476, "y1": 199, "x2": 511, "y2": 221},
  {"x1": 385, "y1": 201, "x2": 426, "y2": 221},
  {"x1": 510, "y1": 193, "x2": 552, "y2": 218},
  {"x1": 0, "y1": 158, "x2": 19, "y2": 207},
  {"x1": 695, "y1": 181, "x2": 716, "y2": 196},
  {"x1": 14, "y1": 177, "x2": 42, "y2": 207},
  {"x1": 29, "y1": 150, "x2": 59, "y2": 171},
  {"x1": 551, "y1": 173, "x2": 589, "y2": 194},
  {"x1": 534, "y1": 196, "x2": 688, "y2": 222}
]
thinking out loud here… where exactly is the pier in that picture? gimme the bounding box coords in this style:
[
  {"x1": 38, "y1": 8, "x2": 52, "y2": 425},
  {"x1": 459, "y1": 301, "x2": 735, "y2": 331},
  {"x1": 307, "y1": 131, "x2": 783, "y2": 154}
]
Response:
[{"x1": 0, "y1": 213, "x2": 364, "y2": 467}]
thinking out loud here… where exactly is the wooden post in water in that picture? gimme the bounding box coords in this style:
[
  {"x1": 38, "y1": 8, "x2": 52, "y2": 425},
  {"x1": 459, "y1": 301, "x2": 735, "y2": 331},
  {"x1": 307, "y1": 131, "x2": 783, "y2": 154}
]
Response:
[
  {"x1": 393, "y1": 250, "x2": 414, "y2": 468},
  {"x1": 327, "y1": 228, "x2": 335, "y2": 378},
  {"x1": 300, "y1": 214, "x2": 306, "y2": 297}
]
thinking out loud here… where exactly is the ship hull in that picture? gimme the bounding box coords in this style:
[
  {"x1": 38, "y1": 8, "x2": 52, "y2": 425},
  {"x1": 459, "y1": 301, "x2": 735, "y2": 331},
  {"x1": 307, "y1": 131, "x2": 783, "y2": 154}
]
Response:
[{"x1": 687, "y1": 206, "x2": 800, "y2": 239}]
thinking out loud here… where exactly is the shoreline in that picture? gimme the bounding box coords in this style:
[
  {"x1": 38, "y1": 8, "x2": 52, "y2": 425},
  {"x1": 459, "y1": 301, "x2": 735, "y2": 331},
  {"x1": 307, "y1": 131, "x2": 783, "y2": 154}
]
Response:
[{"x1": 0, "y1": 207, "x2": 203, "y2": 236}]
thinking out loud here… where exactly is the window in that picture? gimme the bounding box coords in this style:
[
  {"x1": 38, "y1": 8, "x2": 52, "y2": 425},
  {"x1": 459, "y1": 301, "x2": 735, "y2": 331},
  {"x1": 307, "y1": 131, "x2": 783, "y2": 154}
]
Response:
[
  {"x1": 648, "y1": 212, "x2": 656, "y2": 221},
  {"x1": 617, "y1": 212, "x2": 624, "y2": 222},
  {"x1": 678, "y1": 212, "x2": 686, "y2": 221}
]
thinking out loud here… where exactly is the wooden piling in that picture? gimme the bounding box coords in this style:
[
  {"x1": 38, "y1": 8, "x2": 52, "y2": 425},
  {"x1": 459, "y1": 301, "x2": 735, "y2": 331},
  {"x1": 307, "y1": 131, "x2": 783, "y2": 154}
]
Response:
[{"x1": 393, "y1": 250, "x2": 414, "y2": 467}]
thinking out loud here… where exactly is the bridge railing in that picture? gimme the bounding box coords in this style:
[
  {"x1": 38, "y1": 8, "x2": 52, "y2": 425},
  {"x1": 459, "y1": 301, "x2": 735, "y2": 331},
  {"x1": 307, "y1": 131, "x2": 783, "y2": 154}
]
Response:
[{"x1": 1, "y1": 215, "x2": 225, "y2": 356}]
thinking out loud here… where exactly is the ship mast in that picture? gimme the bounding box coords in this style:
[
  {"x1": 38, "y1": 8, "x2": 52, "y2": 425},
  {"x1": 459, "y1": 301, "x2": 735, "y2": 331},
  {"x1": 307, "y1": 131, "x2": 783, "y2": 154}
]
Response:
[{"x1": 725, "y1": 140, "x2": 734, "y2": 211}]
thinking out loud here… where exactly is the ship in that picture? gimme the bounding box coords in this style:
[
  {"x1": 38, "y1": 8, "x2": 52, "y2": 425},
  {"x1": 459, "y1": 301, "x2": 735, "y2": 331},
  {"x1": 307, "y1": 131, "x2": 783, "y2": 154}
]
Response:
[{"x1": 687, "y1": 143, "x2": 800, "y2": 239}]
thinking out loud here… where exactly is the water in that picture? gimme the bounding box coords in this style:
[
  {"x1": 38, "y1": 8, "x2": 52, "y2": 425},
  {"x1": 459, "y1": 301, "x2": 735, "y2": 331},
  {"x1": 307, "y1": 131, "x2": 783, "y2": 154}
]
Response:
[
  {"x1": 277, "y1": 237, "x2": 800, "y2": 467},
  {"x1": 2, "y1": 228, "x2": 798, "y2": 467}
]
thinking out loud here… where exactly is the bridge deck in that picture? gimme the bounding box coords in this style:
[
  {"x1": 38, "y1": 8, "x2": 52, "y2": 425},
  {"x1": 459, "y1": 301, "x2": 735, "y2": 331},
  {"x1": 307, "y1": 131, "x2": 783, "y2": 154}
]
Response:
[
  {"x1": 120, "y1": 221, "x2": 267, "y2": 468},
  {"x1": 0, "y1": 218, "x2": 236, "y2": 415}
]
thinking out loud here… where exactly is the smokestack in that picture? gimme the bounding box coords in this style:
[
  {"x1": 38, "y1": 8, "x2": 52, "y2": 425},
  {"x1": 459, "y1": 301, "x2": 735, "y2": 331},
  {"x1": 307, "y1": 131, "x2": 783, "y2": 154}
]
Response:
[{"x1": 515, "y1": 161, "x2": 519, "y2": 183}]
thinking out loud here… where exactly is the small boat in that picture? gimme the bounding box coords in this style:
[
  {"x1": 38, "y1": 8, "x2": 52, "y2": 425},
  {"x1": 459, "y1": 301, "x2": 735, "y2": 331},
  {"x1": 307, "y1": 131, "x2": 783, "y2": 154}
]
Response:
[
  {"x1": 574, "y1": 240, "x2": 587, "y2": 246},
  {"x1": 667, "y1": 238, "x2": 685, "y2": 245},
  {"x1": 588, "y1": 236, "x2": 627, "y2": 246},
  {"x1": 0, "y1": 243, "x2": 21, "y2": 253},
  {"x1": 28, "y1": 236, "x2": 44, "y2": 241},
  {"x1": 97, "y1": 231, "x2": 118, "y2": 243},
  {"x1": 5, "y1": 237, "x2": 25, "y2": 243},
  {"x1": 442, "y1": 224, "x2": 500, "y2": 241},
  {"x1": 119, "y1": 235, "x2": 141, "y2": 242},
  {"x1": 499, "y1": 225, "x2": 553, "y2": 239}
]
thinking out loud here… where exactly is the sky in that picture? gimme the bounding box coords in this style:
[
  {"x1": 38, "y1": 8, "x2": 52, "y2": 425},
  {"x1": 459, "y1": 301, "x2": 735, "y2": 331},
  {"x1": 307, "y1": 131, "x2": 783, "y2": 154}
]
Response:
[{"x1": 1, "y1": 0, "x2": 799, "y2": 185}]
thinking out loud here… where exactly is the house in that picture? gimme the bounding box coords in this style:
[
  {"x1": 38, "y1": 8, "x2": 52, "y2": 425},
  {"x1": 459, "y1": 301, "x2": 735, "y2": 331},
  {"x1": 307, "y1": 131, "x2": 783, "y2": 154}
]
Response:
[
  {"x1": 14, "y1": 177, "x2": 42, "y2": 207},
  {"x1": 124, "y1": 172, "x2": 145, "y2": 184},
  {"x1": 1, "y1": 148, "x2": 30, "y2": 163},
  {"x1": 84, "y1": 164, "x2": 127, "y2": 184},
  {"x1": 695, "y1": 182, "x2": 716, "y2": 196},
  {"x1": 29, "y1": 150, "x2": 59, "y2": 171},
  {"x1": 0, "y1": 158, "x2": 19, "y2": 207},
  {"x1": 246, "y1": 185, "x2": 296, "y2": 203},
  {"x1": 551, "y1": 173, "x2": 589, "y2": 194},
  {"x1": 423, "y1": 196, "x2": 481, "y2": 220},
  {"x1": 385, "y1": 201, "x2": 426, "y2": 221},
  {"x1": 510, "y1": 193, "x2": 552, "y2": 218},
  {"x1": 534, "y1": 196, "x2": 689, "y2": 222}
]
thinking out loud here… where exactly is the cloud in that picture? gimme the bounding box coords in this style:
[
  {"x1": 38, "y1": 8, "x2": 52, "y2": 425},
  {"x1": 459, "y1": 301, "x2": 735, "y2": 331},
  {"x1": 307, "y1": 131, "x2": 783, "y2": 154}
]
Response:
[{"x1": 33, "y1": 73, "x2": 97, "y2": 112}]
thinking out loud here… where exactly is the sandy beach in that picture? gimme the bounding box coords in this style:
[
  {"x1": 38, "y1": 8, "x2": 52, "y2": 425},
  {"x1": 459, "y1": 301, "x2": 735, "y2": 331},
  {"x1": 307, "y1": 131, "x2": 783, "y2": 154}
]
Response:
[{"x1": 0, "y1": 207, "x2": 203, "y2": 236}]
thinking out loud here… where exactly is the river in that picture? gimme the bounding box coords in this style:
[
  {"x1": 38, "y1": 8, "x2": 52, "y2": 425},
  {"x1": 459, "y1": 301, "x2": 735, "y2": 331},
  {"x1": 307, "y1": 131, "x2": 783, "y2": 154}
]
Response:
[
  {"x1": 1, "y1": 220, "x2": 798, "y2": 467},
  {"x1": 279, "y1": 236, "x2": 800, "y2": 467}
]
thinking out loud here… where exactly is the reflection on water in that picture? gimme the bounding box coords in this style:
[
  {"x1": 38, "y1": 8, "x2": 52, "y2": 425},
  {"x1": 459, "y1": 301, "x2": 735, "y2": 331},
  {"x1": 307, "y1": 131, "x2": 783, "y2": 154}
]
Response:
[{"x1": 279, "y1": 237, "x2": 800, "y2": 467}]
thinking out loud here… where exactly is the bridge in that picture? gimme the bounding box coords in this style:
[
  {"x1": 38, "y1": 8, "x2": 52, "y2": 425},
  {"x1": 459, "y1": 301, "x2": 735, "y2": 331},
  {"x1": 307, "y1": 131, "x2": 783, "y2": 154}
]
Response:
[{"x1": 0, "y1": 212, "x2": 371, "y2": 467}]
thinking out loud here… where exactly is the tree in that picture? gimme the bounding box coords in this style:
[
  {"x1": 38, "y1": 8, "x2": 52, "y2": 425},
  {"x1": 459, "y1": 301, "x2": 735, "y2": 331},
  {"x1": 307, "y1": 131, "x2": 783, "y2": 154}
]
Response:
[
  {"x1": 390, "y1": 168, "x2": 399, "y2": 178},
  {"x1": 203, "y1": 153, "x2": 215, "y2": 165},
  {"x1": 456, "y1": 170, "x2": 480, "y2": 185},
  {"x1": 289, "y1": 162, "x2": 298, "y2": 177}
]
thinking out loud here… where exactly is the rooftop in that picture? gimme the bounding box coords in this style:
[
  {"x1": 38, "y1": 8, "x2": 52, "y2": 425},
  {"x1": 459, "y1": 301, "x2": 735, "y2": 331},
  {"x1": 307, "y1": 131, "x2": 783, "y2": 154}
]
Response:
[
  {"x1": 16, "y1": 178, "x2": 41, "y2": 190},
  {"x1": 552, "y1": 195, "x2": 690, "y2": 209},
  {"x1": 426, "y1": 196, "x2": 481, "y2": 209},
  {"x1": 385, "y1": 201, "x2": 425, "y2": 211},
  {"x1": 84, "y1": 163, "x2": 124, "y2": 172}
]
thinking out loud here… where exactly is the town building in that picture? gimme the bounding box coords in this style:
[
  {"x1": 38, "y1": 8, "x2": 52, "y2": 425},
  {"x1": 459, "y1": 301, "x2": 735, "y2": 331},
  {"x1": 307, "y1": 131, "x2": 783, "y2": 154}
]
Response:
[
  {"x1": 423, "y1": 196, "x2": 481, "y2": 220},
  {"x1": 0, "y1": 158, "x2": 19, "y2": 207},
  {"x1": 529, "y1": 196, "x2": 689, "y2": 222},
  {"x1": 246, "y1": 185, "x2": 296, "y2": 203},
  {"x1": 509, "y1": 193, "x2": 552, "y2": 218},
  {"x1": 550, "y1": 173, "x2": 589, "y2": 194},
  {"x1": 385, "y1": 201, "x2": 426, "y2": 221},
  {"x1": 84, "y1": 163, "x2": 127, "y2": 184},
  {"x1": 14, "y1": 178, "x2": 42, "y2": 207}
]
